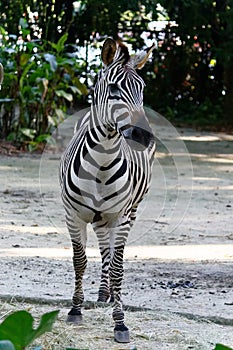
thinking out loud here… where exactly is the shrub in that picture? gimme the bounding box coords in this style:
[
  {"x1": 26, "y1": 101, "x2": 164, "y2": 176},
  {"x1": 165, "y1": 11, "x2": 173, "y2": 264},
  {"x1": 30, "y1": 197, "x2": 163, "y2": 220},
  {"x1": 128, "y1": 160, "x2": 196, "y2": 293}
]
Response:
[{"x1": 0, "y1": 22, "x2": 87, "y2": 149}]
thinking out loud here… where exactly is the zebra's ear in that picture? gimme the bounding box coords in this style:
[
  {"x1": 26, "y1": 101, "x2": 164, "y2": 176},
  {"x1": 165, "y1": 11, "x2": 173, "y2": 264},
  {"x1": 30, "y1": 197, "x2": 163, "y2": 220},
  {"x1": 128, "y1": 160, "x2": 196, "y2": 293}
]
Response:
[
  {"x1": 129, "y1": 43, "x2": 156, "y2": 70},
  {"x1": 101, "y1": 38, "x2": 117, "y2": 66}
]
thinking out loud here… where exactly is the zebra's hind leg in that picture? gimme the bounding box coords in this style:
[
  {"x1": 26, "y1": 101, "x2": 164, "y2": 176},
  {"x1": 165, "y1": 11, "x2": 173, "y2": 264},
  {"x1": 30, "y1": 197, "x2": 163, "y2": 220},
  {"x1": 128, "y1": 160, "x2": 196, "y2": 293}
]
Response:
[
  {"x1": 110, "y1": 245, "x2": 130, "y2": 343},
  {"x1": 67, "y1": 220, "x2": 87, "y2": 325},
  {"x1": 130, "y1": 205, "x2": 138, "y2": 228}
]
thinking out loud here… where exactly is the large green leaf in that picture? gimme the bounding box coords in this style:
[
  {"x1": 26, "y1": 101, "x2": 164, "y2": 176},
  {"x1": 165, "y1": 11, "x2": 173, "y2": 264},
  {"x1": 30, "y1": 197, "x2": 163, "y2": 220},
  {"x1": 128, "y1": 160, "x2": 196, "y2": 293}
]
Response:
[
  {"x1": 32, "y1": 310, "x2": 59, "y2": 339},
  {"x1": 0, "y1": 310, "x2": 59, "y2": 350},
  {"x1": 214, "y1": 344, "x2": 233, "y2": 350}
]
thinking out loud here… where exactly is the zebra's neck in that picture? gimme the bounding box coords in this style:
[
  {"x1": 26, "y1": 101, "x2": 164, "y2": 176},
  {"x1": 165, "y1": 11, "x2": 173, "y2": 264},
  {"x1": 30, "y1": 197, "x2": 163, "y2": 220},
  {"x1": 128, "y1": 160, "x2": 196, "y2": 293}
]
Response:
[{"x1": 87, "y1": 105, "x2": 123, "y2": 168}]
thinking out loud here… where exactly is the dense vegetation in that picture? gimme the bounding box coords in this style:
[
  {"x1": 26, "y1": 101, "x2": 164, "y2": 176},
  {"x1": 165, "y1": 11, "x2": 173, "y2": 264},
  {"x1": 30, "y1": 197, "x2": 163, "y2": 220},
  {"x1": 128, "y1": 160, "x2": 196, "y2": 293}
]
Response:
[{"x1": 0, "y1": 0, "x2": 232, "y2": 147}]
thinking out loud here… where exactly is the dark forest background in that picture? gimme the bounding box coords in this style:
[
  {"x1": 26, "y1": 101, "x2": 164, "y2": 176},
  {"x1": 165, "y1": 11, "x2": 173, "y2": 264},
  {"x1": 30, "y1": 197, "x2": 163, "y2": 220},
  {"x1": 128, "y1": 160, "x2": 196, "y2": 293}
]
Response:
[{"x1": 0, "y1": 0, "x2": 232, "y2": 149}]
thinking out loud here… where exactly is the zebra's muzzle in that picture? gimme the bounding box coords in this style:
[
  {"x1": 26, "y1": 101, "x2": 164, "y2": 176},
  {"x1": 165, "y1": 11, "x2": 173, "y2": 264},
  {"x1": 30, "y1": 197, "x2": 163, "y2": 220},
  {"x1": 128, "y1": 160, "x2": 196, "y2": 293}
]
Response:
[{"x1": 120, "y1": 125, "x2": 154, "y2": 151}]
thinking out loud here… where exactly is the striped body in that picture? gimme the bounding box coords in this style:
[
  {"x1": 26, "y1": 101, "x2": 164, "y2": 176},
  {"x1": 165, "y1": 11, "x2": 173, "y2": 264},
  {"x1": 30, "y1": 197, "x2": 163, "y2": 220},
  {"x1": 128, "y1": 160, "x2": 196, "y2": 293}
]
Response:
[
  {"x1": 60, "y1": 109, "x2": 154, "y2": 226},
  {"x1": 60, "y1": 38, "x2": 155, "y2": 342}
]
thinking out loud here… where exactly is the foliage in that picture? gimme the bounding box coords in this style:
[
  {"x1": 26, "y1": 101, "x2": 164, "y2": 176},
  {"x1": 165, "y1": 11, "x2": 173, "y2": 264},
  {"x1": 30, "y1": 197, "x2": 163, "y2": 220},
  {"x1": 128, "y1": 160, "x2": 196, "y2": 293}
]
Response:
[
  {"x1": 0, "y1": 1, "x2": 74, "y2": 44},
  {"x1": 0, "y1": 25, "x2": 87, "y2": 148},
  {"x1": 214, "y1": 345, "x2": 233, "y2": 350},
  {"x1": 143, "y1": 0, "x2": 233, "y2": 127},
  {"x1": 0, "y1": 310, "x2": 59, "y2": 350},
  {"x1": 0, "y1": 0, "x2": 233, "y2": 146}
]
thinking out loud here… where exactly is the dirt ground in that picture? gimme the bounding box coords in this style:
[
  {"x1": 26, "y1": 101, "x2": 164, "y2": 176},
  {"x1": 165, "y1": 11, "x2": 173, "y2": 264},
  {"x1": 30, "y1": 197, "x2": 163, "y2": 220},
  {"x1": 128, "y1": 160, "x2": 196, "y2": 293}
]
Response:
[{"x1": 0, "y1": 113, "x2": 233, "y2": 349}]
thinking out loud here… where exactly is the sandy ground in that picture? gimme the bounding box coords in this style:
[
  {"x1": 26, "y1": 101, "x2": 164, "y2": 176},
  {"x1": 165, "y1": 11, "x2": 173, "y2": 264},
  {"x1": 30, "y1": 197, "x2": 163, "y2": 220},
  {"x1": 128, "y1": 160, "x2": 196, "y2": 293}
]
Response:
[{"x1": 0, "y1": 112, "x2": 233, "y2": 349}]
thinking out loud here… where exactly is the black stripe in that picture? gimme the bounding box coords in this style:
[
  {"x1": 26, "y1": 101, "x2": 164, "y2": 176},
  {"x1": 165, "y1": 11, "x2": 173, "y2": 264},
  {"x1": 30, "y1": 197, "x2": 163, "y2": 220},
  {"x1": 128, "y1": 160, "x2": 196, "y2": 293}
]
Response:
[
  {"x1": 99, "y1": 157, "x2": 120, "y2": 171},
  {"x1": 105, "y1": 158, "x2": 127, "y2": 185}
]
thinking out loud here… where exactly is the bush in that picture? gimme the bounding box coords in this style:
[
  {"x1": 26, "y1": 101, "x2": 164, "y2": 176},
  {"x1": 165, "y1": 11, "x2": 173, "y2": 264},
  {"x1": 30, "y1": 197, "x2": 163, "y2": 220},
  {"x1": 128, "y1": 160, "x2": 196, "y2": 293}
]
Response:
[{"x1": 0, "y1": 22, "x2": 87, "y2": 149}]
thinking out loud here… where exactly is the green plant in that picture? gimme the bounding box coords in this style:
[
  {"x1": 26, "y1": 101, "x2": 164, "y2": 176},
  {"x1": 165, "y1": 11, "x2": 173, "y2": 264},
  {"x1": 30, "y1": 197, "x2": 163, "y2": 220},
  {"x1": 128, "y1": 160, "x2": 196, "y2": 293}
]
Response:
[
  {"x1": 214, "y1": 345, "x2": 233, "y2": 350},
  {"x1": 0, "y1": 310, "x2": 59, "y2": 350},
  {"x1": 0, "y1": 21, "x2": 87, "y2": 148}
]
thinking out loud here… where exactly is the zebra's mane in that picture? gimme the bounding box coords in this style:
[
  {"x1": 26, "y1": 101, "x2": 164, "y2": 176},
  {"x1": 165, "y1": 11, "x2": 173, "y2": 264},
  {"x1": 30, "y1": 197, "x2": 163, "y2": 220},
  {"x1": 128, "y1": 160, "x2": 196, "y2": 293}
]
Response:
[{"x1": 116, "y1": 41, "x2": 130, "y2": 65}]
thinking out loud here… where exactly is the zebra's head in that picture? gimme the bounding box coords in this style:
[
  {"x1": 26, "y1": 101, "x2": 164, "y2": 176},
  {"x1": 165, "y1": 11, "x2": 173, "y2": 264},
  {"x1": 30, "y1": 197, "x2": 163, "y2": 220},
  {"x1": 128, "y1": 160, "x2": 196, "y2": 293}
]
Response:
[{"x1": 93, "y1": 38, "x2": 155, "y2": 151}]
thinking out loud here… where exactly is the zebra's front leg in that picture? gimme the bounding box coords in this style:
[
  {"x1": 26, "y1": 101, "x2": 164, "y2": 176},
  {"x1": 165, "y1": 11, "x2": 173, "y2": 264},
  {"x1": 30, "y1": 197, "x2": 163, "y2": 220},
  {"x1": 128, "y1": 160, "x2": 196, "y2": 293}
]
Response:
[
  {"x1": 93, "y1": 223, "x2": 114, "y2": 302},
  {"x1": 67, "y1": 223, "x2": 87, "y2": 324},
  {"x1": 110, "y1": 245, "x2": 130, "y2": 343},
  {"x1": 97, "y1": 247, "x2": 114, "y2": 303}
]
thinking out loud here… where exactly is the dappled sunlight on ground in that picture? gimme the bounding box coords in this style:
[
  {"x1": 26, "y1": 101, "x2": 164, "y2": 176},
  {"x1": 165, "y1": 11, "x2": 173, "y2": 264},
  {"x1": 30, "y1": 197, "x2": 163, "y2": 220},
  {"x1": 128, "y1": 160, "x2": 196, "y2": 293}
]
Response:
[{"x1": 0, "y1": 243, "x2": 233, "y2": 261}]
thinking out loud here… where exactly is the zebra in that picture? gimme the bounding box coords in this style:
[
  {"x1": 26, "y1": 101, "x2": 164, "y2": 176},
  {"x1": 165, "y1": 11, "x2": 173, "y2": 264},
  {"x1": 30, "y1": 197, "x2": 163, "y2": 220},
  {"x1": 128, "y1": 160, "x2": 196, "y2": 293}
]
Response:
[{"x1": 60, "y1": 38, "x2": 156, "y2": 343}]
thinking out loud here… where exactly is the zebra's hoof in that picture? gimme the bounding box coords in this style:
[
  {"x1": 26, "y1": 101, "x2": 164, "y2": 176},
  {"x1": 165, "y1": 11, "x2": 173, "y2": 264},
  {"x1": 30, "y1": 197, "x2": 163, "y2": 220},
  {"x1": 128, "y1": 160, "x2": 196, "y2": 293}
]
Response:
[
  {"x1": 66, "y1": 313, "x2": 83, "y2": 324},
  {"x1": 67, "y1": 308, "x2": 83, "y2": 325},
  {"x1": 114, "y1": 324, "x2": 130, "y2": 343}
]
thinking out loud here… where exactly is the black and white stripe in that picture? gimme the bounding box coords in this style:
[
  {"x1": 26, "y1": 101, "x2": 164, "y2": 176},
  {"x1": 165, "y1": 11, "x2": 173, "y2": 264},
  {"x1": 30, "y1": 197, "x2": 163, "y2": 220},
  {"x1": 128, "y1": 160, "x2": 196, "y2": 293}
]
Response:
[{"x1": 60, "y1": 38, "x2": 155, "y2": 343}]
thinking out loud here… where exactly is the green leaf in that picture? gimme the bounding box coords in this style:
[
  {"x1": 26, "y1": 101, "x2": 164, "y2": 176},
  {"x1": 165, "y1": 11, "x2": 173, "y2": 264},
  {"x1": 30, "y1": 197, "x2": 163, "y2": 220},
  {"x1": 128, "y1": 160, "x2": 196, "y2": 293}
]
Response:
[
  {"x1": 19, "y1": 60, "x2": 35, "y2": 92},
  {"x1": 0, "y1": 311, "x2": 35, "y2": 349},
  {"x1": 0, "y1": 340, "x2": 15, "y2": 350},
  {"x1": 44, "y1": 53, "x2": 57, "y2": 72},
  {"x1": 50, "y1": 33, "x2": 68, "y2": 54},
  {"x1": 214, "y1": 345, "x2": 233, "y2": 350},
  {"x1": 20, "y1": 53, "x2": 31, "y2": 66},
  {"x1": 57, "y1": 58, "x2": 75, "y2": 66},
  {"x1": 69, "y1": 85, "x2": 81, "y2": 94},
  {"x1": 56, "y1": 33, "x2": 68, "y2": 53},
  {"x1": 0, "y1": 26, "x2": 7, "y2": 35},
  {"x1": 19, "y1": 128, "x2": 36, "y2": 140},
  {"x1": 73, "y1": 78, "x2": 88, "y2": 95},
  {"x1": 6, "y1": 132, "x2": 17, "y2": 142},
  {"x1": 55, "y1": 89, "x2": 73, "y2": 101},
  {"x1": 32, "y1": 310, "x2": 59, "y2": 339},
  {"x1": 26, "y1": 41, "x2": 40, "y2": 53},
  {"x1": 0, "y1": 310, "x2": 59, "y2": 350}
]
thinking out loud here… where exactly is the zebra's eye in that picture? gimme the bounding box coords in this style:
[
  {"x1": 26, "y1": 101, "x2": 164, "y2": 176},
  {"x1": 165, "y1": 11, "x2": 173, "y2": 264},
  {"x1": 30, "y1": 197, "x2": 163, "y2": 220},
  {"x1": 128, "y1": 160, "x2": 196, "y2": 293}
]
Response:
[{"x1": 109, "y1": 83, "x2": 121, "y2": 96}]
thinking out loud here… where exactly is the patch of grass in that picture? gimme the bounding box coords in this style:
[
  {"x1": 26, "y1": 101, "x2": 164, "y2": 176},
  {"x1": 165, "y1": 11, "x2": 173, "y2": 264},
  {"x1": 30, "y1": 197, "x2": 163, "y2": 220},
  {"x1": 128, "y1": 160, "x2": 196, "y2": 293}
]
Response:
[{"x1": 1, "y1": 299, "x2": 233, "y2": 350}]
